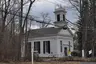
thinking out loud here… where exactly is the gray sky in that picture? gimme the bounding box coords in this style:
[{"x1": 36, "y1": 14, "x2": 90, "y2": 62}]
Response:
[
  {"x1": 24, "y1": 0, "x2": 78, "y2": 28},
  {"x1": 32, "y1": 0, "x2": 78, "y2": 21}
]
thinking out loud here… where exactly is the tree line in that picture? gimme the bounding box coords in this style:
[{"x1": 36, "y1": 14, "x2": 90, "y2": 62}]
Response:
[
  {"x1": 69, "y1": 0, "x2": 96, "y2": 57},
  {"x1": 0, "y1": 0, "x2": 36, "y2": 61}
]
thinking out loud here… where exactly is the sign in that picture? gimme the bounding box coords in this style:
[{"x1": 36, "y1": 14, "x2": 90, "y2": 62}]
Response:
[
  {"x1": 82, "y1": 50, "x2": 84, "y2": 57},
  {"x1": 89, "y1": 50, "x2": 92, "y2": 55}
]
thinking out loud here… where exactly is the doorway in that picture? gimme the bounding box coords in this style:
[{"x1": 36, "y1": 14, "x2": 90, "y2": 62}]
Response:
[{"x1": 64, "y1": 47, "x2": 68, "y2": 56}]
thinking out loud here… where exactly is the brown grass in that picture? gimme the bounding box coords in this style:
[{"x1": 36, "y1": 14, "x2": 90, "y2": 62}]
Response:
[
  {"x1": 0, "y1": 62, "x2": 80, "y2": 64},
  {"x1": 18, "y1": 62, "x2": 80, "y2": 64}
]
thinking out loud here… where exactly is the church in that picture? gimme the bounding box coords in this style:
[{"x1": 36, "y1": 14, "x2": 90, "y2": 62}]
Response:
[{"x1": 21, "y1": 7, "x2": 74, "y2": 58}]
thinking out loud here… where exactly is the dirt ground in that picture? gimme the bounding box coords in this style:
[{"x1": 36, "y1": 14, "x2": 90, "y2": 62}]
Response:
[
  {"x1": 34, "y1": 62, "x2": 80, "y2": 64},
  {"x1": 0, "y1": 62, "x2": 96, "y2": 64},
  {"x1": 0, "y1": 62, "x2": 80, "y2": 64}
]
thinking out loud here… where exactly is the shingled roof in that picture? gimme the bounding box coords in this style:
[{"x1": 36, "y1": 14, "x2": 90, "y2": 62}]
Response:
[{"x1": 28, "y1": 27, "x2": 62, "y2": 38}]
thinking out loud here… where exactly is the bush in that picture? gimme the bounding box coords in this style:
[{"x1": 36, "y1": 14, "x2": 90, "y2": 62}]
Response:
[
  {"x1": 33, "y1": 52, "x2": 42, "y2": 62},
  {"x1": 88, "y1": 58, "x2": 96, "y2": 62},
  {"x1": 58, "y1": 57, "x2": 74, "y2": 61},
  {"x1": 71, "y1": 51, "x2": 80, "y2": 57},
  {"x1": 58, "y1": 57, "x2": 96, "y2": 62}
]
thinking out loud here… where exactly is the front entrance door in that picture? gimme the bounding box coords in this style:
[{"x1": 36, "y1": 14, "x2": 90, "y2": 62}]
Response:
[{"x1": 64, "y1": 47, "x2": 67, "y2": 56}]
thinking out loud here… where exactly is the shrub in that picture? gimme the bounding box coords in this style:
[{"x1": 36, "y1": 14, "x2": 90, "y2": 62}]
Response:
[
  {"x1": 33, "y1": 52, "x2": 42, "y2": 62},
  {"x1": 57, "y1": 57, "x2": 96, "y2": 62},
  {"x1": 58, "y1": 57, "x2": 74, "y2": 61},
  {"x1": 71, "y1": 51, "x2": 80, "y2": 57},
  {"x1": 88, "y1": 58, "x2": 96, "y2": 62}
]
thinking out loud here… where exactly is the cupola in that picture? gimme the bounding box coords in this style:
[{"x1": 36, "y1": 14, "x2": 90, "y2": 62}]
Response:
[{"x1": 54, "y1": 6, "x2": 68, "y2": 28}]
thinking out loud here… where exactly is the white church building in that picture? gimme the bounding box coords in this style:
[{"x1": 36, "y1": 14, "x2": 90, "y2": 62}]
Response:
[{"x1": 21, "y1": 7, "x2": 74, "y2": 58}]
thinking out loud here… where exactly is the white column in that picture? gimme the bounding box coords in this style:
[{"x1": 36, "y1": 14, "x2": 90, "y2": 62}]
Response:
[
  {"x1": 31, "y1": 42, "x2": 34, "y2": 64},
  {"x1": 40, "y1": 41, "x2": 43, "y2": 55},
  {"x1": 31, "y1": 47, "x2": 33, "y2": 64}
]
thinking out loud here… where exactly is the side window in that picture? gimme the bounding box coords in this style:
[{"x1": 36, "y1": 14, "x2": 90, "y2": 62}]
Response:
[
  {"x1": 43, "y1": 41, "x2": 50, "y2": 54},
  {"x1": 60, "y1": 41, "x2": 62, "y2": 52},
  {"x1": 34, "y1": 41, "x2": 40, "y2": 53}
]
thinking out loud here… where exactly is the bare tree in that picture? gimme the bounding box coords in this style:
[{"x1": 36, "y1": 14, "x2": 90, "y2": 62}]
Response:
[
  {"x1": 0, "y1": 0, "x2": 36, "y2": 61},
  {"x1": 65, "y1": 0, "x2": 96, "y2": 57},
  {"x1": 40, "y1": 12, "x2": 51, "y2": 28}
]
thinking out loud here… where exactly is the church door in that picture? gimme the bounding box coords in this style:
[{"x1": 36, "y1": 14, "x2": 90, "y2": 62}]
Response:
[{"x1": 64, "y1": 47, "x2": 68, "y2": 56}]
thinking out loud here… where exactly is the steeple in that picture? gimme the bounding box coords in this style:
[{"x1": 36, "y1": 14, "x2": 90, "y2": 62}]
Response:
[{"x1": 54, "y1": 6, "x2": 68, "y2": 28}]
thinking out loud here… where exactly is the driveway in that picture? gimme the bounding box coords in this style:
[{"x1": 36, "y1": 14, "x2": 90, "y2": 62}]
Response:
[{"x1": 80, "y1": 62, "x2": 96, "y2": 64}]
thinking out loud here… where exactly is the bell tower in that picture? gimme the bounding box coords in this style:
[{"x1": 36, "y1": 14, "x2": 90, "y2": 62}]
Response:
[{"x1": 54, "y1": 6, "x2": 68, "y2": 28}]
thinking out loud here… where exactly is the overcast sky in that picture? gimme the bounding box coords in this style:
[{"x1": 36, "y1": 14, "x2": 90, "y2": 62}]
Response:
[
  {"x1": 31, "y1": 0, "x2": 78, "y2": 21},
  {"x1": 24, "y1": 0, "x2": 78, "y2": 28}
]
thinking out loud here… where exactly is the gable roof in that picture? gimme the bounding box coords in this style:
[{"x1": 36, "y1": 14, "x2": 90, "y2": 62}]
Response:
[
  {"x1": 28, "y1": 27, "x2": 61, "y2": 38},
  {"x1": 28, "y1": 27, "x2": 73, "y2": 38}
]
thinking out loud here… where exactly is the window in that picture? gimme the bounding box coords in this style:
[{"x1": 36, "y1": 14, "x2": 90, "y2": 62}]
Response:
[
  {"x1": 43, "y1": 41, "x2": 50, "y2": 54},
  {"x1": 34, "y1": 41, "x2": 40, "y2": 53},
  {"x1": 60, "y1": 41, "x2": 62, "y2": 52},
  {"x1": 63, "y1": 14, "x2": 65, "y2": 21},
  {"x1": 57, "y1": 14, "x2": 60, "y2": 21}
]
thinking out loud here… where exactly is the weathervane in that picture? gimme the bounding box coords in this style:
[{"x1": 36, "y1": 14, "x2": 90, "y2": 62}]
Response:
[{"x1": 55, "y1": 4, "x2": 64, "y2": 8}]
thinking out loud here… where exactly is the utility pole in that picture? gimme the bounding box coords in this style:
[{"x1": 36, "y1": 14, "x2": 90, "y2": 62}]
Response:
[
  {"x1": 81, "y1": 0, "x2": 89, "y2": 57},
  {"x1": 80, "y1": 0, "x2": 85, "y2": 57},
  {"x1": 19, "y1": 0, "x2": 23, "y2": 60}
]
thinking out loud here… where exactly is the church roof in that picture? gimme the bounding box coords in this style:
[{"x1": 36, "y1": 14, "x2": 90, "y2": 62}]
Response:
[
  {"x1": 54, "y1": 7, "x2": 66, "y2": 13},
  {"x1": 28, "y1": 27, "x2": 61, "y2": 38}
]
